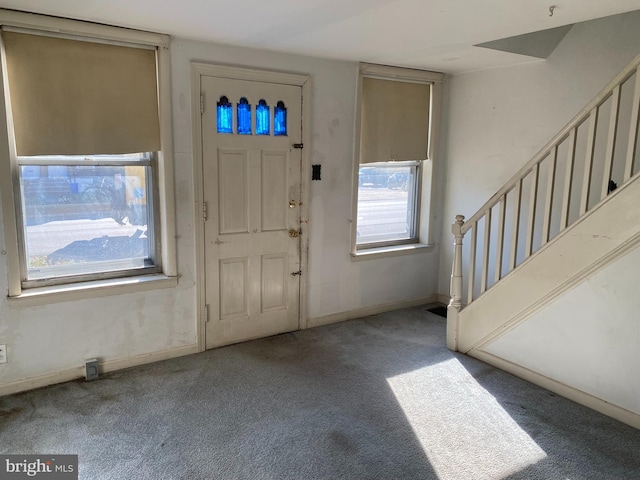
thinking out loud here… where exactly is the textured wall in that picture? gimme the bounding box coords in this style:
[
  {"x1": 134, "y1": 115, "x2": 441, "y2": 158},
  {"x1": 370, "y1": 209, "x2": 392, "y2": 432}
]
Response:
[
  {"x1": 439, "y1": 11, "x2": 640, "y2": 295},
  {"x1": 484, "y1": 244, "x2": 640, "y2": 415},
  {"x1": 169, "y1": 38, "x2": 442, "y2": 322},
  {"x1": 0, "y1": 35, "x2": 444, "y2": 388}
]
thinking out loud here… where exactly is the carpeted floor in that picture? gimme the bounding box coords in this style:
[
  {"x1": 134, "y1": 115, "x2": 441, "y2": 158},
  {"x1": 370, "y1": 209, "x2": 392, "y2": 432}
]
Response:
[{"x1": 1, "y1": 306, "x2": 639, "y2": 479}]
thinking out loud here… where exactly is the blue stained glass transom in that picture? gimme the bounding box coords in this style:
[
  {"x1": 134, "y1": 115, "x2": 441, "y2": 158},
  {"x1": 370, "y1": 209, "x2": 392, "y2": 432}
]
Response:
[
  {"x1": 237, "y1": 97, "x2": 252, "y2": 135},
  {"x1": 256, "y1": 99, "x2": 270, "y2": 135},
  {"x1": 217, "y1": 96, "x2": 232, "y2": 134},
  {"x1": 274, "y1": 101, "x2": 287, "y2": 136}
]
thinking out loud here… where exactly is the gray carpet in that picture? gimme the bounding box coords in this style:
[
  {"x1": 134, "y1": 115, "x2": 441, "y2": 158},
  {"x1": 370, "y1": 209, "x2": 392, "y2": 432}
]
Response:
[{"x1": 1, "y1": 306, "x2": 639, "y2": 479}]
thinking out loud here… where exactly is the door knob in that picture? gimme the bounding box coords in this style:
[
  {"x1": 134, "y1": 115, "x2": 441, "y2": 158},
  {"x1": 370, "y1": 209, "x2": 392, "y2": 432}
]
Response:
[{"x1": 289, "y1": 229, "x2": 299, "y2": 238}]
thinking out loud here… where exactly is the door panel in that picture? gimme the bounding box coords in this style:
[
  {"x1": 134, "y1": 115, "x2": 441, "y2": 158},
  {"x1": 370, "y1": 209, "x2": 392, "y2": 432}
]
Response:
[
  {"x1": 261, "y1": 254, "x2": 288, "y2": 312},
  {"x1": 218, "y1": 149, "x2": 249, "y2": 234},
  {"x1": 219, "y1": 257, "x2": 249, "y2": 319},
  {"x1": 261, "y1": 151, "x2": 288, "y2": 231},
  {"x1": 201, "y1": 76, "x2": 302, "y2": 348}
]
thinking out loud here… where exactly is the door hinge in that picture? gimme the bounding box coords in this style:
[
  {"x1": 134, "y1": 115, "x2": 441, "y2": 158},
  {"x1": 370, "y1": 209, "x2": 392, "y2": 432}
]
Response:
[
  {"x1": 204, "y1": 304, "x2": 210, "y2": 322},
  {"x1": 200, "y1": 92, "x2": 205, "y2": 115},
  {"x1": 293, "y1": 143, "x2": 304, "y2": 149},
  {"x1": 203, "y1": 201, "x2": 208, "y2": 221}
]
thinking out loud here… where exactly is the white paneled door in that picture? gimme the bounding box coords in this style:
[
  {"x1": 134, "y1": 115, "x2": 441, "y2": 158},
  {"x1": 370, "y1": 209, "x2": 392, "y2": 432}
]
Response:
[{"x1": 201, "y1": 76, "x2": 302, "y2": 348}]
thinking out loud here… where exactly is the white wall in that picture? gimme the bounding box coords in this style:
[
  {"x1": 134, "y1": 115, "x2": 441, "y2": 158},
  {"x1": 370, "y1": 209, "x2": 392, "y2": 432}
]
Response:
[
  {"x1": 170, "y1": 38, "x2": 442, "y2": 322},
  {"x1": 438, "y1": 10, "x2": 640, "y2": 424},
  {"x1": 483, "y1": 243, "x2": 640, "y2": 415},
  {"x1": 439, "y1": 11, "x2": 640, "y2": 296},
  {"x1": 0, "y1": 36, "x2": 443, "y2": 389}
]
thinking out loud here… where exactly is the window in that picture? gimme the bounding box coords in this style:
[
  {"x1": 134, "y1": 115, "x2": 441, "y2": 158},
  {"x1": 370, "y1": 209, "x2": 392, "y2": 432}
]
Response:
[
  {"x1": 356, "y1": 161, "x2": 419, "y2": 244},
  {"x1": 237, "y1": 97, "x2": 252, "y2": 135},
  {"x1": 217, "y1": 96, "x2": 233, "y2": 134},
  {"x1": 215, "y1": 96, "x2": 288, "y2": 136},
  {"x1": 17, "y1": 154, "x2": 159, "y2": 286},
  {"x1": 256, "y1": 99, "x2": 270, "y2": 135},
  {"x1": 0, "y1": 11, "x2": 176, "y2": 294},
  {"x1": 274, "y1": 101, "x2": 287, "y2": 136},
  {"x1": 352, "y1": 63, "x2": 443, "y2": 255}
]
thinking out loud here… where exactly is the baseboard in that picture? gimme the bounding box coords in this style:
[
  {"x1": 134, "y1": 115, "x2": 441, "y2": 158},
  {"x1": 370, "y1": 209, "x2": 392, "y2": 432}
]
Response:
[
  {"x1": 436, "y1": 293, "x2": 450, "y2": 305},
  {"x1": 0, "y1": 343, "x2": 199, "y2": 397},
  {"x1": 470, "y1": 349, "x2": 640, "y2": 430},
  {"x1": 306, "y1": 295, "x2": 436, "y2": 329}
]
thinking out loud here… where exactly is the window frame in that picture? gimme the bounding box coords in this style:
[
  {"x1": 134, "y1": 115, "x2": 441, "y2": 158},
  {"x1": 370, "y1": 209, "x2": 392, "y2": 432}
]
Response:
[
  {"x1": 350, "y1": 63, "x2": 444, "y2": 259},
  {"x1": 16, "y1": 153, "x2": 162, "y2": 288},
  {"x1": 0, "y1": 10, "x2": 177, "y2": 298},
  {"x1": 355, "y1": 160, "x2": 421, "y2": 248}
]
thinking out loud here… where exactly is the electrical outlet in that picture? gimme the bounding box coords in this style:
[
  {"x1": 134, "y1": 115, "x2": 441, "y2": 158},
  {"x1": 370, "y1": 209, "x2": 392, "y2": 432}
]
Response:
[{"x1": 0, "y1": 344, "x2": 6, "y2": 364}]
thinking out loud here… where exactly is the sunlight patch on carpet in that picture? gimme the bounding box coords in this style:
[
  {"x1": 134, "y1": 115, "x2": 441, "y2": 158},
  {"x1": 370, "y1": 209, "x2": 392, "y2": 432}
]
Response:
[{"x1": 386, "y1": 357, "x2": 547, "y2": 479}]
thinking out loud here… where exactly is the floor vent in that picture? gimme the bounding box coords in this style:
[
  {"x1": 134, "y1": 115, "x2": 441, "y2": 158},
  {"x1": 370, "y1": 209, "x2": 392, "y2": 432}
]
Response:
[{"x1": 426, "y1": 304, "x2": 447, "y2": 318}]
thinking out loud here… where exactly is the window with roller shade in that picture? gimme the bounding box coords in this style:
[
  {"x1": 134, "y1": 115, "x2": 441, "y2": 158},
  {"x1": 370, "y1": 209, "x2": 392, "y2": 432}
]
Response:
[
  {"x1": 355, "y1": 69, "x2": 434, "y2": 249},
  {"x1": 2, "y1": 29, "x2": 163, "y2": 287}
]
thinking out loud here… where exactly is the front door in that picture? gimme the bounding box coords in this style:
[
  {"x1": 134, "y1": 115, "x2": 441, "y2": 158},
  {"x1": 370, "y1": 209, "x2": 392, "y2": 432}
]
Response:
[{"x1": 201, "y1": 75, "x2": 302, "y2": 348}]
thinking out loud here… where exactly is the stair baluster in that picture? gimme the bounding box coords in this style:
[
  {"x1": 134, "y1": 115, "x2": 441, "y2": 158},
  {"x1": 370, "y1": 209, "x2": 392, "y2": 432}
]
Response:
[{"x1": 447, "y1": 52, "x2": 640, "y2": 352}]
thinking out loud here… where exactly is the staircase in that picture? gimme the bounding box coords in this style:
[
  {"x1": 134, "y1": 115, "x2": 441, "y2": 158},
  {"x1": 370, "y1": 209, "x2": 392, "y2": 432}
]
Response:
[{"x1": 446, "y1": 53, "x2": 640, "y2": 428}]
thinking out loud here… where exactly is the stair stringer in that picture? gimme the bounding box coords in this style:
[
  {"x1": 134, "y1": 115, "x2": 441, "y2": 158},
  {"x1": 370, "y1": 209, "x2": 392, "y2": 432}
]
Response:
[{"x1": 457, "y1": 172, "x2": 640, "y2": 354}]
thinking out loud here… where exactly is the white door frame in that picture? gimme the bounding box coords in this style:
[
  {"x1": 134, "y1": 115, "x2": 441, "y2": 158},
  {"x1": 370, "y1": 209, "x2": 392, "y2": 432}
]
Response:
[{"x1": 190, "y1": 62, "x2": 312, "y2": 352}]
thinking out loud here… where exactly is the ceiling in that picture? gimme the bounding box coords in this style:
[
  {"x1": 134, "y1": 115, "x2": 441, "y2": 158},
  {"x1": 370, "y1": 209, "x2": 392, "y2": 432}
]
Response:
[{"x1": 0, "y1": 0, "x2": 639, "y2": 73}]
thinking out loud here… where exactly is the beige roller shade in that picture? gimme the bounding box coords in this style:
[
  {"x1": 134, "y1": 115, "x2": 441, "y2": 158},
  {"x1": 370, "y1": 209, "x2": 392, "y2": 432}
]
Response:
[
  {"x1": 360, "y1": 77, "x2": 430, "y2": 164},
  {"x1": 3, "y1": 31, "x2": 161, "y2": 156}
]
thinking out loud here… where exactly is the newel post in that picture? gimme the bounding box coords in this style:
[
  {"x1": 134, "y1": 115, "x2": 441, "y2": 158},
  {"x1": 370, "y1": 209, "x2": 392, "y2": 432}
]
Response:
[{"x1": 447, "y1": 215, "x2": 465, "y2": 351}]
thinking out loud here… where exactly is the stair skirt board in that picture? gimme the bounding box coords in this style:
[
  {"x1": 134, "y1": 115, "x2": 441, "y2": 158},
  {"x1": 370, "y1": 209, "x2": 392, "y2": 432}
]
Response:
[
  {"x1": 470, "y1": 349, "x2": 640, "y2": 430},
  {"x1": 464, "y1": 229, "x2": 640, "y2": 353}
]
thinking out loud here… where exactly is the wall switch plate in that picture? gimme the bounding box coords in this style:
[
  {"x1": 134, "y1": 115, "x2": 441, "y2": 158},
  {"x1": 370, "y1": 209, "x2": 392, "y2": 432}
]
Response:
[
  {"x1": 85, "y1": 358, "x2": 99, "y2": 381},
  {"x1": 0, "y1": 344, "x2": 6, "y2": 364}
]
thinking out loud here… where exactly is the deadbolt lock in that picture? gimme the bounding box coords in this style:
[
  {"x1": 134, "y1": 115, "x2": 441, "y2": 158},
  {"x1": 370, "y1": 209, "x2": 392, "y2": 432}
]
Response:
[{"x1": 289, "y1": 229, "x2": 300, "y2": 238}]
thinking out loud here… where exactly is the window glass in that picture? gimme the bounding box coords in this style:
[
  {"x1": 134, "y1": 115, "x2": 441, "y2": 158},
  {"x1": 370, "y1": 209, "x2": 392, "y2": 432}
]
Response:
[
  {"x1": 274, "y1": 101, "x2": 287, "y2": 136},
  {"x1": 217, "y1": 96, "x2": 233, "y2": 134},
  {"x1": 237, "y1": 97, "x2": 252, "y2": 135},
  {"x1": 18, "y1": 155, "x2": 156, "y2": 283},
  {"x1": 356, "y1": 163, "x2": 418, "y2": 245},
  {"x1": 256, "y1": 99, "x2": 270, "y2": 135}
]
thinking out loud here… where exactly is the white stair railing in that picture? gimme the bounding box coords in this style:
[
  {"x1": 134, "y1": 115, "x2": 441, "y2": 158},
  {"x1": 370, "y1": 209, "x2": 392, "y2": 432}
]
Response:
[{"x1": 447, "y1": 52, "x2": 640, "y2": 351}]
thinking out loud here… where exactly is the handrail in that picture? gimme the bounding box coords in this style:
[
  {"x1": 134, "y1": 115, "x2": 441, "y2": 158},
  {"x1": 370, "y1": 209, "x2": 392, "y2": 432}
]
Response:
[
  {"x1": 447, "y1": 52, "x2": 640, "y2": 351},
  {"x1": 460, "y1": 51, "x2": 640, "y2": 235}
]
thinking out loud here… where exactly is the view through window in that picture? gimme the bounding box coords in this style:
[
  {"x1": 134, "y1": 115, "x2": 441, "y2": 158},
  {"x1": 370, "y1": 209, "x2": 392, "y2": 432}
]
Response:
[
  {"x1": 356, "y1": 162, "x2": 419, "y2": 245},
  {"x1": 18, "y1": 154, "x2": 158, "y2": 284}
]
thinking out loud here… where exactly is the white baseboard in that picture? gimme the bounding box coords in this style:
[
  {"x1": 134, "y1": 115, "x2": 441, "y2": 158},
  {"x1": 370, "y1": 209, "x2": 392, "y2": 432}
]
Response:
[
  {"x1": 470, "y1": 349, "x2": 640, "y2": 430},
  {"x1": 436, "y1": 293, "x2": 450, "y2": 305},
  {"x1": 306, "y1": 295, "x2": 436, "y2": 329},
  {"x1": 0, "y1": 344, "x2": 199, "y2": 397}
]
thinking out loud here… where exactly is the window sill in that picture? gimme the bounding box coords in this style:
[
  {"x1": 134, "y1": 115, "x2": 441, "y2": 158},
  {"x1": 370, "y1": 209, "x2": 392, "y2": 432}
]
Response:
[
  {"x1": 351, "y1": 243, "x2": 435, "y2": 261},
  {"x1": 7, "y1": 274, "x2": 178, "y2": 307}
]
